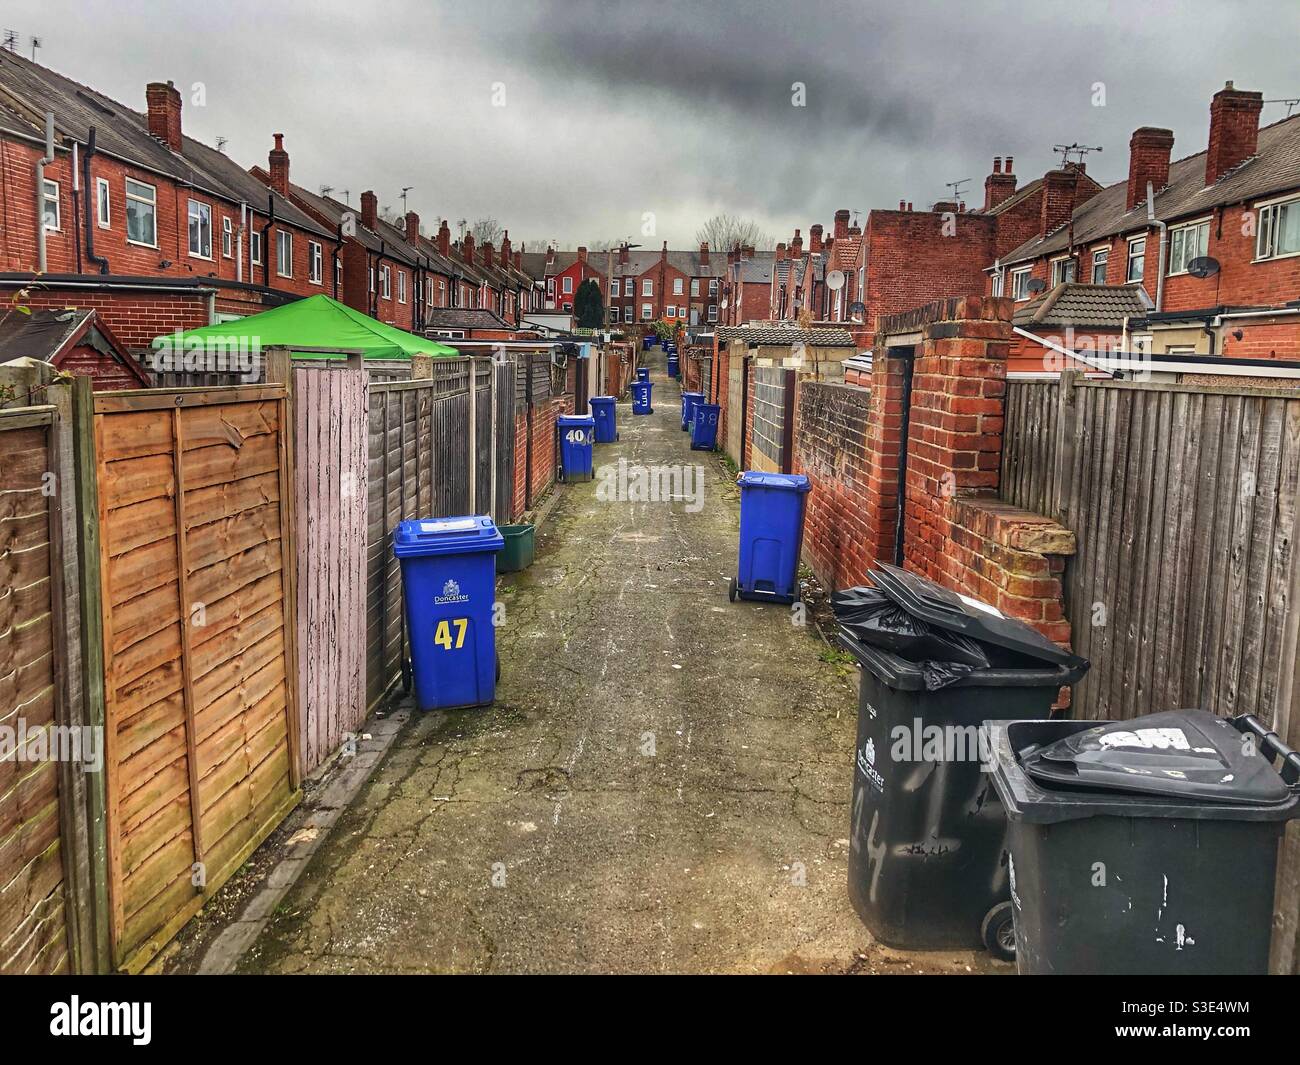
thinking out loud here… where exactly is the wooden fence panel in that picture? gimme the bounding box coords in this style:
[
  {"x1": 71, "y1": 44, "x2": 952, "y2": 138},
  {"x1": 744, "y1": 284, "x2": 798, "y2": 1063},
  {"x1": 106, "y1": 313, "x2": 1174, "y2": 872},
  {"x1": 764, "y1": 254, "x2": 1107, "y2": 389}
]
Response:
[
  {"x1": 0, "y1": 408, "x2": 68, "y2": 974},
  {"x1": 293, "y1": 359, "x2": 368, "y2": 775},
  {"x1": 93, "y1": 385, "x2": 298, "y2": 971},
  {"x1": 1000, "y1": 379, "x2": 1061, "y2": 519},
  {"x1": 494, "y1": 360, "x2": 516, "y2": 520},
  {"x1": 726, "y1": 361, "x2": 745, "y2": 466}
]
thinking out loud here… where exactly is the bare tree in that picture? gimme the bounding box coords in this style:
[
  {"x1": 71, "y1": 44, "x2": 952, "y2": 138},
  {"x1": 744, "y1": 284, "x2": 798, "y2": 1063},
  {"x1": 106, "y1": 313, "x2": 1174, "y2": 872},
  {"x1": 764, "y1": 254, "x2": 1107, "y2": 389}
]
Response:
[
  {"x1": 585, "y1": 239, "x2": 620, "y2": 252},
  {"x1": 694, "y1": 214, "x2": 773, "y2": 253},
  {"x1": 471, "y1": 217, "x2": 504, "y2": 246}
]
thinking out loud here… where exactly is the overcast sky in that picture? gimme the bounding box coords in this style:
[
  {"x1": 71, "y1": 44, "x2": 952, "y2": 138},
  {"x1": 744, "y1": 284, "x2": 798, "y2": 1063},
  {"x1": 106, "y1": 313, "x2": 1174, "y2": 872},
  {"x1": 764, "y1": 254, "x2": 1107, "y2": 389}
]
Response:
[{"x1": 10, "y1": 0, "x2": 1300, "y2": 249}]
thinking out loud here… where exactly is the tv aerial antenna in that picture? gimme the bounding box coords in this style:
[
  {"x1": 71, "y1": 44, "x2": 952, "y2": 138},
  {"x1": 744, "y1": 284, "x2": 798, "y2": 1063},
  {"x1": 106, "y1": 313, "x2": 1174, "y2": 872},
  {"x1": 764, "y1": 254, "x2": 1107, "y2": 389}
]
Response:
[
  {"x1": 2, "y1": 30, "x2": 17, "y2": 53},
  {"x1": 945, "y1": 178, "x2": 971, "y2": 202},
  {"x1": 1264, "y1": 97, "x2": 1300, "y2": 117},
  {"x1": 29, "y1": 35, "x2": 40, "y2": 61},
  {"x1": 1054, "y1": 142, "x2": 1102, "y2": 168},
  {"x1": 400, "y1": 186, "x2": 414, "y2": 213}
]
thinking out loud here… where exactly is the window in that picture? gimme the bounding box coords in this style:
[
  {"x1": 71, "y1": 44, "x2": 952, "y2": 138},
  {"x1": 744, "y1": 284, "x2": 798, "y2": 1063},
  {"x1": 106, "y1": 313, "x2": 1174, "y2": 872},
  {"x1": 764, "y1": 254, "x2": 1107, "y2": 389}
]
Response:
[
  {"x1": 397, "y1": 270, "x2": 406, "y2": 303},
  {"x1": 41, "y1": 179, "x2": 60, "y2": 231},
  {"x1": 308, "y1": 240, "x2": 323, "y2": 284},
  {"x1": 1010, "y1": 267, "x2": 1032, "y2": 301},
  {"x1": 609, "y1": 307, "x2": 620, "y2": 323},
  {"x1": 707, "y1": 304, "x2": 717, "y2": 323},
  {"x1": 187, "y1": 199, "x2": 212, "y2": 258},
  {"x1": 546, "y1": 278, "x2": 555, "y2": 299},
  {"x1": 1127, "y1": 237, "x2": 1146, "y2": 282},
  {"x1": 250, "y1": 229, "x2": 262, "y2": 266},
  {"x1": 1050, "y1": 256, "x2": 1076, "y2": 287},
  {"x1": 337, "y1": 259, "x2": 343, "y2": 290},
  {"x1": 1091, "y1": 248, "x2": 1109, "y2": 285},
  {"x1": 641, "y1": 303, "x2": 652, "y2": 320},
  {"x1": 125, "y1": 178, "x2": 157, "y2": 246},
  {"x1": 380, "y1": 265, "x2": 391, "y2": 300},
  {"x1": 691, "y1": 279, "x2": 700, "y2": 297},
  {"x1": 276, "y1": 230, "x2": 293, "y2": 277},
  {"x1": 990, "y1": 271, "x2": 1004, "y2": 297},
  {"x1": 673, "y1": 278, "x2": 683, "y2": 295},
  {"x1": 1168, "y1": 219, "x2": 1209, "y2": 275},
  {"x1": 642, "y1": 278, "x2": 653, "y2": 296},
  {"x1": 624, "y1": 305, "x2": 633, "y2": 323},
  {"x1": 709, "y1": 279, "x2": 719, "y2": 295},
  {"x1": 562, "y1": 275, "x2": 573, "y2": 294},
  {"x1": 1257, "y1": 197, "x2": 1300, "y2": 260},
  {"x1": 96, "y1": 178, "x2": 111, "y2": 229},
  {"x1": 439, "y1": 279, "x2": 447, "y2": 304},
  {"x1": 222, "y1": 217, "x2": 233, "y2": 258}
]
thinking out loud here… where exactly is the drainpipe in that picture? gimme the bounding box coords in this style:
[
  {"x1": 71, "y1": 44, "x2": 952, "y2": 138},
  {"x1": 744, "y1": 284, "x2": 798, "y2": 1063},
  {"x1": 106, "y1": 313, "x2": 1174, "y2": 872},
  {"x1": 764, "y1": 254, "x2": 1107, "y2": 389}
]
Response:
[
  {"x1": 331, "y1": 221, "x2": 343, "y2": 299},
  {"x1": 71, "y1": 140, "x2": 82, "y2": 274},
  {"x1": 82, "y1": 127, "x2": 109, "y2": 274},
  {"x1": 1146, "y1": 180, "x2": 1167, "y2": 313},
  {"x1": 236, "y1": 202, "x2": 247, "y2": 283},
  {"x1": 261, "y1": 194, "x2": 276, "y2": 288},
  {"x1": 888, "y1": 346, "x2": 915, "y2": 567},
  {"x1": 35, "y1": 111, "x2": 54, "y2": 274}
]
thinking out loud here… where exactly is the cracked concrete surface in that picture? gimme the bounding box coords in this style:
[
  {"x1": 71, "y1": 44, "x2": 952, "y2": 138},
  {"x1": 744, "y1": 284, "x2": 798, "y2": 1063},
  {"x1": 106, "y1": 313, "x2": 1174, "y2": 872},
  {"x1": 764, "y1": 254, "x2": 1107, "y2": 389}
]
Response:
[{"x1": 237, "y1": 363, "x2": 1000, "y2": 975}]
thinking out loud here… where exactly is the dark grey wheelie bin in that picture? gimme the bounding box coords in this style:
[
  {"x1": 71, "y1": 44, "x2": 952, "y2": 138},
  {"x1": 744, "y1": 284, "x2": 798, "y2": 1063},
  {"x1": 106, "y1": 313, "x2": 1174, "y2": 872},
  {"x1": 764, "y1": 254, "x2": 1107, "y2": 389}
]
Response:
[
  {"x1": 985, "y1": 709, "x2": 1300, "y2": 975},
  {"x1": 838, "y1": 564, "x2": 1088, "y2": 959}
]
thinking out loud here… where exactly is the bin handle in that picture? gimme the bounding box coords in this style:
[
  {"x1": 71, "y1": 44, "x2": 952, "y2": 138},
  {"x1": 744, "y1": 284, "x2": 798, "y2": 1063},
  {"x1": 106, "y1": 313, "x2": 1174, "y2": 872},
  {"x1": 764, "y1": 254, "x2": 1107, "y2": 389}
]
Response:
[{"x1": 1236, "y1": 715, "x2": 1300, "y2": 788}]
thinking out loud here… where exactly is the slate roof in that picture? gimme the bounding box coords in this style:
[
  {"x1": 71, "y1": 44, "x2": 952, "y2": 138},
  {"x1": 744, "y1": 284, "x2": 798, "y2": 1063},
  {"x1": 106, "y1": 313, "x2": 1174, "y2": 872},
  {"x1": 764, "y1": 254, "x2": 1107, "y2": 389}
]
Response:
[
  {"x1": 0, "y1": 51, "x2": 331, "y2": 239},
  {"x1": 1012, "y1": 283, "x2": 1153, "y2": 328},
  {"x1": 423, "y1": 308, "x2": 513, "y2": 331},
  {"x1": 716, "y1": 326, "x2": 857, "y2": 347},
  {"x1": 1001, "y1": 112, "x2": 1300, "y2": 266}
]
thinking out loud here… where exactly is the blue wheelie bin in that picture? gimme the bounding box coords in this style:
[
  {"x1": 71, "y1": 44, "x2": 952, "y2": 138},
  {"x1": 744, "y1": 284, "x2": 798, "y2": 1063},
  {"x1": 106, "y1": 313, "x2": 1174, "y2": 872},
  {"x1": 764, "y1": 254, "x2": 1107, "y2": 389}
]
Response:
[
  {"x1": 681, "y1": 390, "x2": 704, "y2": 432},
  {"x1": 637, "y1": 366, "x2": 650, "y2": 383},
  {"x1": 394, "y1": 516, "x2": 504, "y2": 711},
  {"x1": 690, "y1": 402, "x2": 720, "y2": 451},
  {"x1": 729, "y1": 472, "x2": 811, "y2": 604},
  {"x1": 590, "y1": 396, "x2": 617, "y2": 443},
  {"x1": 667, "y1": 353, "x2": 680, "y2": 378},
  {"x1": 558, "y1": 413, "x2": 595, "y2": 481},
  {"x1": 631, "y1": 380, "x2": 653, "y2": 414}
]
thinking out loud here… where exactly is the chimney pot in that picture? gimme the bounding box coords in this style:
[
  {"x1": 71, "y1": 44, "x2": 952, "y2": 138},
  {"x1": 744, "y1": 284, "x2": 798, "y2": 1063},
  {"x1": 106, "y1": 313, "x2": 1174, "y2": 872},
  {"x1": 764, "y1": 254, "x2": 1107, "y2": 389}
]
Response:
[
  {"x1": 699, "y1": 241, "x2": 709, "y2": 265},
  {"x1": 268, "y1": 133, "x2": 290, "y2": 197}
]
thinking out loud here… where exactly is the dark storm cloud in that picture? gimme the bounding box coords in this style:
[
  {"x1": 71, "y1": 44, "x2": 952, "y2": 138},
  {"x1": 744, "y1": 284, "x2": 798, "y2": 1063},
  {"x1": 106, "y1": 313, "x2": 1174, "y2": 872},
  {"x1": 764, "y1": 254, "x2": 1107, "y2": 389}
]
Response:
[{"x1": 7, "y1": 0, "x2": 1300, "y2": 246}]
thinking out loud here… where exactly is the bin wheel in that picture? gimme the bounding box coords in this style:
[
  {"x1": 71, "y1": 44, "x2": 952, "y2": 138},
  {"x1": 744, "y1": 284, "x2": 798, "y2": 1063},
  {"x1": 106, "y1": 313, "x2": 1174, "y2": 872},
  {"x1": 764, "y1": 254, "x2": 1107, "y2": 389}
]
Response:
[
  {"x1": 981, "y1": 901, "x2": 1016, "y2": 961},
  {"x1": 728, "y1": 576, "x2": 738, "y2": 603},
  {"x1": 496, "y1": 651, "x2": 502, "y2": 683}
]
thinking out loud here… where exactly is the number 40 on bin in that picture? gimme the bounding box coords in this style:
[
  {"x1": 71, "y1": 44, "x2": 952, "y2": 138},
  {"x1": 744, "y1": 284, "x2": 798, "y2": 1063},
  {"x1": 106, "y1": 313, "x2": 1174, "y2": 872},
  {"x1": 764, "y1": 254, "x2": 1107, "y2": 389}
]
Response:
[{"x1": 434, "y1": 618, "x2": 469, "y2": 649}]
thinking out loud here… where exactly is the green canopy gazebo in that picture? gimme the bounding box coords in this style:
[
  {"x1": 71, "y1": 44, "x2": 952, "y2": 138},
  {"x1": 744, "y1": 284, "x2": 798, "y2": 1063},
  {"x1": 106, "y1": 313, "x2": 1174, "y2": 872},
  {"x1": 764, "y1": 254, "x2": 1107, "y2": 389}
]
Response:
[{"x1": 150, "y1": 294, "x2": 459, "y2": 361}]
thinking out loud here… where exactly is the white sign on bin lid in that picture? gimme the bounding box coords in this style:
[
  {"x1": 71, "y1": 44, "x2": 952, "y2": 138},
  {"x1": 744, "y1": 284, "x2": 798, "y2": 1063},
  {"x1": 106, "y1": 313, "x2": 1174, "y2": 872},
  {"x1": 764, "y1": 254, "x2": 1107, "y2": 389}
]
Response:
[{"x1": 419, "y1": 518, "x2": 479, "y2": 535}]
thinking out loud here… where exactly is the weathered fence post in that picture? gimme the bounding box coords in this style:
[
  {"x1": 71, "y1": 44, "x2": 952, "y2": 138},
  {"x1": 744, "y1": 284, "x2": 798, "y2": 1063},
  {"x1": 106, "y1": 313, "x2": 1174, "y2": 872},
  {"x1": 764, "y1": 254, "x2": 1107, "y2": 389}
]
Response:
[
  {"x1": 468, "y1": 356, "x2": 477, "y2": 512},
  {"x1": 489, "y1": 358, "x2": 498, "y2": 519},
  {"x1": 1053, "y1": 369, "x2": 1081, "y2": 527}
]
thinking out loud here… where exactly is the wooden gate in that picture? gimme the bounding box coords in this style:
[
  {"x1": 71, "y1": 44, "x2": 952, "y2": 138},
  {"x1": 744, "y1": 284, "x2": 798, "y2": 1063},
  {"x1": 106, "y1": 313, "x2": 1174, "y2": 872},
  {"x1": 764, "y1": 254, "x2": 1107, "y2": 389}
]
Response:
[
  {"x1": 93, "y1": 379, "x2": 299, "y2": 971},
  {"x1": 751, "y1": 366, "x2": 795, "y2": 473},
  {"x1": 726, "y1": 359, "x2": 746, "y2": 466}
]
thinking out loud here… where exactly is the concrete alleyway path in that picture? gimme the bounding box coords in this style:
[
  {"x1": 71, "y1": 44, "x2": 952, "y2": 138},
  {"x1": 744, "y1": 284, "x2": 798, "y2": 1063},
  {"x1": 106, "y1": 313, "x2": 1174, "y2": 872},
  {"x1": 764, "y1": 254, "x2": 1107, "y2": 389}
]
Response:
[{"x1": 238, "y1": 360, "x2": 993, "y2": 974}]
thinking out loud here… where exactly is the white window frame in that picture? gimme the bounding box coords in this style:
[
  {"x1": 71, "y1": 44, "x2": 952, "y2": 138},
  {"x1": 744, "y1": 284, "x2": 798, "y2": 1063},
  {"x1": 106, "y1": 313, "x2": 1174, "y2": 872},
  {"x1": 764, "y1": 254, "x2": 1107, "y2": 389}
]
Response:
[
  {"x1": 1254, "y1": 195, "x2": 1300, "y2": 262},
  {"x1": 337, "y1": 259, "x2": 344, "y2": 290},
  {"x1": 990, "y1": 270, "x2": 1004, "y2": 297},
  {"x1": 673, "y1": 277, "x2": 684, "y2": 295},
  {"x1": 125, "y1": 177, "x2": 157, "y2": 248},
  {"x1": 1167, "y1": 217, "x2": 1210, "y2": 276},
  {"x1": 308, "y1": 240, "x2": 323, "y2": 284},
  {"x1": 95, "y1": 177, "x2": 111, "y2": 229},
  {"x1": 41, "y1": 179, "x2": 60, "y2": 231},
  {"x1": 187, "y1": 199, "x2": 212, "y2": 259},
  {"x1": 562, "y1": 275, "x2": 574, "y2": 294},
  {"x1": 1091, "y1": 247, "x2": 1109, "y2": 285},
  {"x1": 397, "y1": 269, "x2": 407, "y2": 303},
  {"x1": 1009, "y1": 267, "x2": 1032, "y2": 301},
  {"x1": 709, "y1": 279, "x2": 719, "y2": 295},
  {"x1": 276, "y1": 229, "x2": 293, "y2": 278},
  {"x1": 222, "y1": 216, "x2": 233, "y2": 258},
  {"x1": 641, "y1": 303, "x2": 652, "y2": 320},
  {"x1": 1126, "y1": 236, "x2": 1146, "y2": 282},
  {"x1": 642, "y1": 278, "x2": 653, "y2": 296},
  {"x1": 1049, "y1": 255, "x2": 1076, "y2": 287},
  {"x1": 691, "y1": 278, "x2": 700, "y2": 297},
  {"x1": 250, "y1": 229, "x2": 262, "y2": 266},
  {"x1": 624, "y1": 305, "x2": 633, "y2": 323},
  {"x1": 707, "y1": 304, "x2": 718, "y2": 323},
  {"x1": 380, "y1": 264, "x2": 392, "y2": 300}
]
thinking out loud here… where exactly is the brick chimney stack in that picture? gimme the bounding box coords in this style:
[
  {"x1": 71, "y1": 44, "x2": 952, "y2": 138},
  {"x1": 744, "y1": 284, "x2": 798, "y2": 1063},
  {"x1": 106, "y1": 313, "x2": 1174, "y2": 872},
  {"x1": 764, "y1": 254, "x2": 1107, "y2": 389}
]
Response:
[
  {"x1": 1126, "y1": 127, "x2": 1175, "y2": 210},
  {"x1": 775, "y1": 242, "x2": 787, "y2": 262},
  {"x1": 1206, "y1": 81, "x2": 1263, "y2": 185},
  {"x1": 404, "y1": 210, "x2": 420, "y2": 243},
  {"x1": 360, "y1": 190, "x2": 378, "y2": 230},
  {"x1": 514, "y1": 250, "x2": 521, "y2": 269},
  {"x1": 268, "y1": 133, "x2": 290, "y2": 196},
  {"x1": 577, "y1": 246, "x2": 588, "y2": 264},
  {"x1": 146, "y1": 81, "x2": 183, "y2": 152},
  {"x1": 483, "y1": 242, "x2": 495, "y2": 268},
  {"x1": 984, "y1": 156, "x2": 1017, "y2": 211},
  {"x1": 809, "y1": 224, "x2": 823, "y2": 254},
  {"x1": 660, "y1": 240, "x2": 668, "y2": 262},
  {"x1": 545, "y1": 245, "x2": 555, "y2": 266},
  {"x1": 462, "y1": 230, "x2": 476, "y2": 266},
  {"x1": 619, "y1": 242, "x2": 629, "y2": 266},
  {"x1": 436, "y1": 219, "x2": 451, "y2": 257},
  {"x1": 790, "y1": 229, "x2": 803, "y2": 257},
  {"x1": 500, "y1": 230, "x2": 512, "y2": 261},
  {"x1": 834, "y1": 208, "x2": 850, "y2": 239},
  {"x1": 1040, "y1": 170, "x2": 1078, "y2": 235},
  {"x1": 699, "y1": 241, "x2": 709, "y2": 265},
  {"x1": 742, "y1": 243, "x2": 754, "y2": 258}
]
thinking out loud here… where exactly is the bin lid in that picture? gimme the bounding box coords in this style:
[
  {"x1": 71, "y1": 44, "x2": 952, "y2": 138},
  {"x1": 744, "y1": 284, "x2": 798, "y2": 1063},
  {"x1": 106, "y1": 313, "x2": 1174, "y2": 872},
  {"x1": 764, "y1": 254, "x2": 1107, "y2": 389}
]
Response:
[
  {"x1": 1021, "y1": 709, "x2": 1294, "y2": 805},
  {"x1": 591, "y1": 395, "x2": 615, "y2": 405},
  {"x1": 682, "y1": 391, "x2": 704, "y2": 399},
  {"x1": 839, "y1": 631, "x2": 1081, "y2": 693},
  {"x1": 558, "y1": 413, "x2": 595, "y2": 426},
  {"x1": 393, "y1": 515, "x2": 504, "y2": 558},
  {"x1": 868, "y1": 563, "x2": 1086, "y2": 670},
  {"x1": 736, "y1": 471, "x2": 811, "y2": 492}
]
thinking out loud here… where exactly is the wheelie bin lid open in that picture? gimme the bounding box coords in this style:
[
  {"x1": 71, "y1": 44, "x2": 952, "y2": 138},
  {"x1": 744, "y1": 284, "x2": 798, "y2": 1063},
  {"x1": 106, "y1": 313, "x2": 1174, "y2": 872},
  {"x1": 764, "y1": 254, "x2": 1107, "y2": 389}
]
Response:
[
  {"x1": 736, "y1": 471, "x2": 811, "y2": 491},
  {"x1": 869, "y1": 563, "x2": 1086, "y2": 671},
  {"x1": 394, "y1": 516, "x2": 504, "y2": 558},
  {"x1": 983, "y1": 713, "x2": 1300, "y2": 823}
]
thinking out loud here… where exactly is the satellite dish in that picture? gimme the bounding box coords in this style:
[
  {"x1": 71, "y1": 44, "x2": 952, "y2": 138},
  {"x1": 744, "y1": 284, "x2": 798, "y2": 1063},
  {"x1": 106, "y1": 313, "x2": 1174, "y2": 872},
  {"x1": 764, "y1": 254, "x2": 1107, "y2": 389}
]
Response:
[
  {"x1": 720, "y1": 297, "x2": 729, "y2": 309},
  {"x1": 1187, "y1": 256, "x2": 1220, "y2": 279},
  {"x1": 826, "y1": 269, "x2": 846, "y2": 291},
  {"x1": 1026, "y1": 278, "x2": 1047, "y2": 294}
]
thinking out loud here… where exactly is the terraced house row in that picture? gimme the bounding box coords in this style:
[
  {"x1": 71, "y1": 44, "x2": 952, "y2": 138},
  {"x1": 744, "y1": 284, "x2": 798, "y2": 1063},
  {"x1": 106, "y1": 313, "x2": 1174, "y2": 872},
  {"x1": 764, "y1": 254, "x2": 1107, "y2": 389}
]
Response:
[{"x1": 0, "y1": 50, "x2": 547, "y2": 363}]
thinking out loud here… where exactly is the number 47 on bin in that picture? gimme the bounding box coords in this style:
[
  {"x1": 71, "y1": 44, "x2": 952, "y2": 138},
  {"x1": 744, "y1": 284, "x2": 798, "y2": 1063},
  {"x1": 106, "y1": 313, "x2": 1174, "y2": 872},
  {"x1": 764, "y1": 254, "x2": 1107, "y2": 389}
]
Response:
[{"x1": 434, "y1": 618, "x2": 469, "y2": 649}]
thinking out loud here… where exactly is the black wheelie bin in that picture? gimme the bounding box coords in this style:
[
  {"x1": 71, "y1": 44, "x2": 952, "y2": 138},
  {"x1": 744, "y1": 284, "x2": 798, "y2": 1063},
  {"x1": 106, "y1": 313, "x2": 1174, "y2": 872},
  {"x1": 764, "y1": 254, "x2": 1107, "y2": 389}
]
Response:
[{"x1": 835, "y1": 564, "x2": 1088, "y2": 959}]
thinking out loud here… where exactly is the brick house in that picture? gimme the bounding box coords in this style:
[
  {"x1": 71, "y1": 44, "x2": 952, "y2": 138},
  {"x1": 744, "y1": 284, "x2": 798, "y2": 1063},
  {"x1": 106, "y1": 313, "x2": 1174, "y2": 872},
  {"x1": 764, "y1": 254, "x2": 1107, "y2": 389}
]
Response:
[
  {"x1": 994, "y1": 83, "x2": 1300, "y2": 359},
  {"x1": 0, "y1": 52, "x2": 339, "y2": 349},
  {"x1": 604, "y1": 242, "x2": 726, "y2": 327}
]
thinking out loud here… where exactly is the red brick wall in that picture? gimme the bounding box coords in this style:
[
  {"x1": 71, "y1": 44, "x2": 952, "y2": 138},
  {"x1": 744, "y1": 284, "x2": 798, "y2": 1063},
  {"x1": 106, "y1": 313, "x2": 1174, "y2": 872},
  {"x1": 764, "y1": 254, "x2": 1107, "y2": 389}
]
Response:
[
  {"x1": 14, "y1": 287, "x2": 211, "y2": 348},
  {"x1": 863, "y1": 210, "x2": 996, "y2": 326},
  {"x1": 512, "y1": 410, "x2": 528, "y2": 518}
]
